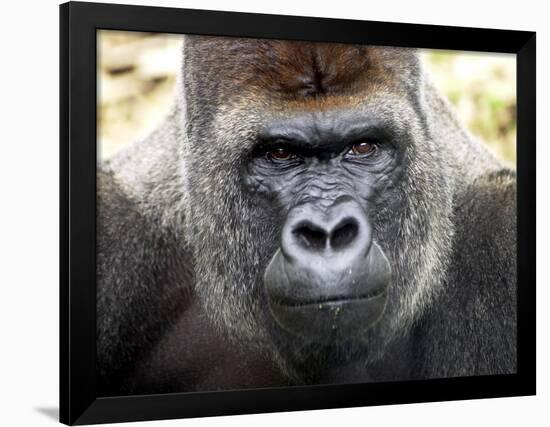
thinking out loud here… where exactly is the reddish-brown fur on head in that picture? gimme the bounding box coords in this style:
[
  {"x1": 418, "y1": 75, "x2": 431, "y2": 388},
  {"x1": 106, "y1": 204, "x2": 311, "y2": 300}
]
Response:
[
  {"x1": 185, "y1": 37, "x2": 403, "y2": 103},
  {"x1": 250, "y1": 41, "x2": 372, "y2": 97}
]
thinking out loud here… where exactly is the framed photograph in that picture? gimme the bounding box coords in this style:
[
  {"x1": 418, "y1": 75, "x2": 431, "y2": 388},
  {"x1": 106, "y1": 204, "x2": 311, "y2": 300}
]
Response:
[{"x1": 60, "y1": 1, "x2": 536, "y2": 425}]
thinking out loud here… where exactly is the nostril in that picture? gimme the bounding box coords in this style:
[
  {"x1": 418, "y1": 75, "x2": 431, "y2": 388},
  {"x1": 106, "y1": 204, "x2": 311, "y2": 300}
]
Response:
[
  {"x1": 330, "y1": 219, "x2": 359, "y2": 250},
  {"x1": 293, "y1": 223, "x2": 328, "y2": 251}
]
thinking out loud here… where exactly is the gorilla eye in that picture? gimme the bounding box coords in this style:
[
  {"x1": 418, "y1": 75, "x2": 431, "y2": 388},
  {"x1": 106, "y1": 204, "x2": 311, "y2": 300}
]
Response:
[
  {"x1": 349, "y1": 141, "x2": 376, "y2": 156},
  {"x1": 267, "y1": 147, "x2": 295, "y2": 162}
]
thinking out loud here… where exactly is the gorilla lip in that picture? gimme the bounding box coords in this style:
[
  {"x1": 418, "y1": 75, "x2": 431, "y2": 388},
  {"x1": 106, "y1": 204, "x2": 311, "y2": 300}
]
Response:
[
  {"x1": 267, "y1": 289, "x2": 388, "y2": 339},
  {"x1": 272, "y1": 286, "x2": 387, "y2": 307}
]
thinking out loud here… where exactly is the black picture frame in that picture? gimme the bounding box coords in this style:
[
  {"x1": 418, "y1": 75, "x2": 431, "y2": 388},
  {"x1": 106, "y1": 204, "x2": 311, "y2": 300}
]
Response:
[{"x1": 60, "y1": 1, "x2": 536, "y2": 425}]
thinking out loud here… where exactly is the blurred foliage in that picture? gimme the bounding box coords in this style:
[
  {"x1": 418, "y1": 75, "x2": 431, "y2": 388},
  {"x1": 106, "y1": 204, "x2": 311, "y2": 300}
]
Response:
[
  {"x1": 98, "y1": 31, "x2": 516, "y2": 166},
  {"x1": 97, "y1": 31, "x2": 182, "y2": 159},
  {"x1": 420, "y1": 50, "x2": 516, "y2": 166}
]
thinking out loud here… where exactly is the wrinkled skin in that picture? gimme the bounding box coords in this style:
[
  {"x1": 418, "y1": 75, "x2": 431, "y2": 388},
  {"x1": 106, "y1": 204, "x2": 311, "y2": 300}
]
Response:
[
  {"x1": 252, "y1": 111, "x2": 396, "y2": 343},
  {"x1": 97, "y1": 36, "x2": 517, "y2": 395}
]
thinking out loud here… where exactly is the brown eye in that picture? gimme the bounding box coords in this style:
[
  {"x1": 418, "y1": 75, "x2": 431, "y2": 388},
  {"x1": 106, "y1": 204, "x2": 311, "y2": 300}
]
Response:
[
  {"x1": 350, "y1": 141, "x2": 376, "y2": 156},
  {"x1": 268, "y1": 147, "x2": 294, "y2": 161}
]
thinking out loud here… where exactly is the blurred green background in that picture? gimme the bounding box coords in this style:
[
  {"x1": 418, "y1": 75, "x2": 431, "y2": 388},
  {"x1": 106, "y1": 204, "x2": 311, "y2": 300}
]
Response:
[
  {"x1": 98, "y1": 31, "x2": 516, "y2": 166},
  {"x1": 420, "y1": 49, "x2": 516, "y2": 166}
]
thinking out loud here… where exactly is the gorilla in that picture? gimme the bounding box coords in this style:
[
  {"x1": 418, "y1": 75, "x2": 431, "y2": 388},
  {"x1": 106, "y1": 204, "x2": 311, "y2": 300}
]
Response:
[{"x1": 97, "y1": 36, "x2": 517, "y2": 395}]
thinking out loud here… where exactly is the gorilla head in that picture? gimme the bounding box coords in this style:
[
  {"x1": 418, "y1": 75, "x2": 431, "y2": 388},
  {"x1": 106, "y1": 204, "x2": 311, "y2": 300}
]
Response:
[{"x1": 178, "y1": 36, "x2": 454, "y2": 381}]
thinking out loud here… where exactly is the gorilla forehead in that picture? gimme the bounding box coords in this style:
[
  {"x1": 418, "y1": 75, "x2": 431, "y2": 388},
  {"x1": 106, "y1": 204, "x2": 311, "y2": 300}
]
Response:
[{"x1": 183, "y1": 35, "x2": 420, "y2": 102}]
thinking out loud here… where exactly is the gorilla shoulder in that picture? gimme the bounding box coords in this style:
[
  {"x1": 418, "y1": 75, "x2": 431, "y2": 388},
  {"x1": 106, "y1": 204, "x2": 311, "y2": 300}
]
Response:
[
  {"x1": 415, "y1": 169, "x2": 517, "y2": 378},
  {"x1": 96, "y1": 168, "x2": 193, "y2": 394},
  {"x1": 455, "y1": 168, "x2": 517, "y2": 285}
]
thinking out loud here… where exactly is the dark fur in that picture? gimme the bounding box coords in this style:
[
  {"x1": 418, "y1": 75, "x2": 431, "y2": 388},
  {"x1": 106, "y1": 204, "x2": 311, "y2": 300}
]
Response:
[{"x1": 97, "y1": 37, "x2": 516, "y2": 395}]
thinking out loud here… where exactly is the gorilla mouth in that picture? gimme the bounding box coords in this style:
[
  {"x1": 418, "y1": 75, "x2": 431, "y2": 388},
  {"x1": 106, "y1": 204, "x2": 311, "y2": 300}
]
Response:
[
  {"x1": 273, "y1": 286, "x2": 387, "y2": 308},
  {"x1": 268, "y1": 289, "x2": 388, "y2": 341},
  {"x1": 264, "y1": 241, "x2": 391, "y2": 341}
]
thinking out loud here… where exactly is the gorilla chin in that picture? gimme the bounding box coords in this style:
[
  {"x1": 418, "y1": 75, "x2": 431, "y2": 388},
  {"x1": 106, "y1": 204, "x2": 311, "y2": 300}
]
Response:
[{"x1": 264, "y1": 200, "x2": 392, "y2": 343}]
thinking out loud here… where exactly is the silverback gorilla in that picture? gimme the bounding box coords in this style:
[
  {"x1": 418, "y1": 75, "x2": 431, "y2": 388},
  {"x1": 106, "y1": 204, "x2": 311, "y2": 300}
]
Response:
[{"x1": 97, "y1": 37, "x2": 517, "y2": 395}]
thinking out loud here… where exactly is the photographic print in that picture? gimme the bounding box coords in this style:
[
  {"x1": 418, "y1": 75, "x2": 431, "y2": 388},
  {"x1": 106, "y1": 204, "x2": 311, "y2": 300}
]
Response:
[{"x1": 96, "y1": 31, "x2": 517, "y2": 396}]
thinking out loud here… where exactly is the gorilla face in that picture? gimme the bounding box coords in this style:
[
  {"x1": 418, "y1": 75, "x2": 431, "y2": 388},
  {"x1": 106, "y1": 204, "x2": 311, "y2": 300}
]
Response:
[
  {"x1": 180, "y1": 36, "x2": 455, "y2": 379},
  {"x1": 248, "y1": 111, "x2": 396, "y2": 342}
]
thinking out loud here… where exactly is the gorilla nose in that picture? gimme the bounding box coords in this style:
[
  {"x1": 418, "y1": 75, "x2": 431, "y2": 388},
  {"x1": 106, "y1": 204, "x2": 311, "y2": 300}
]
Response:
[
  {"x1": 282, "y1": 201, "x2": 371, "y2": 262},
  {"x1": 292, "y1": 218, "x2": 359, "y2": 251}
]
